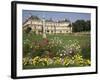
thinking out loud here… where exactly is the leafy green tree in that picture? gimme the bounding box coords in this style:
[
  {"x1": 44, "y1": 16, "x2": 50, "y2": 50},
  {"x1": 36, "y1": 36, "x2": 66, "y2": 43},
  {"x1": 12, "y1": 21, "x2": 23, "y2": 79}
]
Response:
[
  {"x1": 85, "y1": 20, "x2": 91, "y2": 31},
  {"x1": 72, "y1": 20, "x2": 90, "y2": 32},
  {"x1": 25, "y1": 27, "x2": 32, "y2": 33}
]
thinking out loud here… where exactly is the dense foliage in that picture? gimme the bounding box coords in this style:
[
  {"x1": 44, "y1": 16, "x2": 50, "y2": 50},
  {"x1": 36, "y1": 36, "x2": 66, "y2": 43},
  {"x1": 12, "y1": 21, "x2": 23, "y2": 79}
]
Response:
[{"x1": 72, "y1": 20, "x2": 90, "y2": 32}]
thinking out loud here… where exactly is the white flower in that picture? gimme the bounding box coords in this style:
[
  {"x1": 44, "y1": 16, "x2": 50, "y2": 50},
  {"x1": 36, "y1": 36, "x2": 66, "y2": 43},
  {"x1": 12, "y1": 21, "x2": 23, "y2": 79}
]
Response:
[{"x1": 60, "y1": 54, "x2": 63, "y2": 56}]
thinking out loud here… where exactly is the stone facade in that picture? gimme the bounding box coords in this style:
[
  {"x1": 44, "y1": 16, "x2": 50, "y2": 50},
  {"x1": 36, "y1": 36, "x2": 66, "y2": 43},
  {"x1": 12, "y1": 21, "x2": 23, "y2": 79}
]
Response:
[{"x1": 23, "y1": 16, "x2": 72, "y2": 34}]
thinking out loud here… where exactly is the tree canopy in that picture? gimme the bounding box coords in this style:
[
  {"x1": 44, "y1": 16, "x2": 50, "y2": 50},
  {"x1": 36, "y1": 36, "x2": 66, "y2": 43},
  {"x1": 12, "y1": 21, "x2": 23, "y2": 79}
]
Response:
[{"x1": 72, "y1": 20, "x2": 91, "y2": 32}]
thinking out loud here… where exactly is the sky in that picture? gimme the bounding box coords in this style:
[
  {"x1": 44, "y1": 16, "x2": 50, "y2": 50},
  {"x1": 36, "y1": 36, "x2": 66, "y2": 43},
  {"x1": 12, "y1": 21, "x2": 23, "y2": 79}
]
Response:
[{"x1": 22, "y1": 10, "x2": 91, "y2": 23}]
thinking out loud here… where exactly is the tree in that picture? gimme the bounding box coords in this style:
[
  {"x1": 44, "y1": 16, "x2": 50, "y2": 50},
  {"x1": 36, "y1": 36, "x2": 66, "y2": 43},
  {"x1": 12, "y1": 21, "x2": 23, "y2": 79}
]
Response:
[
  {"x1": 85, "y1": 20, "x2": 91, "y2": 31},
  {"x1": 72, "y1": 20, "x2": 90, "y2": 32},
  {"x1": 25, "y1": 27, "x2": 32, "y2": 33}
]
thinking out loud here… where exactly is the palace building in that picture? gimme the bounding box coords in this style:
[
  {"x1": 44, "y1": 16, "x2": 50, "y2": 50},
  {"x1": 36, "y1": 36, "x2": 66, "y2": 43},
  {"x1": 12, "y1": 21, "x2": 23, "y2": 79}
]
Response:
[{"x1": 23, "y1": 16, "x2": 72, "y2": 34}]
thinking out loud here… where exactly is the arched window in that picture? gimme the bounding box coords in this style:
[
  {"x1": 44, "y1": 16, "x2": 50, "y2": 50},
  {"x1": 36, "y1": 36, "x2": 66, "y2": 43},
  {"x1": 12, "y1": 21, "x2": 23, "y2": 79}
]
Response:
[
  {"x1": 51, "y1": 30, "x2": 53, "y2": 33},
  {"x1": 60, "y1": 30, "x2": 62, "y2": 33},
  {"x1": 66, "y1": 31, "x2": 68, "y2": 33},
  {"x1": 47, "y1": 30, "x2": 49, "y2": 33}
]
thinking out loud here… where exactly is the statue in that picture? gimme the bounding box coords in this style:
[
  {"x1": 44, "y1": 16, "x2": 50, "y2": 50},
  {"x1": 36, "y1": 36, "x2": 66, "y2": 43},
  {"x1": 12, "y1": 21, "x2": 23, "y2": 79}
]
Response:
[{"x1": 42, "y1": 18, "x2": 47, "y2": 38}]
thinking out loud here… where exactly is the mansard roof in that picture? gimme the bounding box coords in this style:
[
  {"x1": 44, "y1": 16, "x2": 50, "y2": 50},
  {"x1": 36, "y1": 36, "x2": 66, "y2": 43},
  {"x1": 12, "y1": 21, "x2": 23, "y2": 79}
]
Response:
[
  {"x1": 23, "y1": 16, "x2": 71, "y2": 25},
  {"x1": 45, "y1": 19, "x2": 54, "y2": 22},
  {"x1": 23, "y1": 15, "x2": 41, "y2": 25},
  {"x1": 58, "y1": 19, "x2": 70, "y2": 23},
  {"x1": 28, "y1": 15, "x2": 41, "y2": 20}
]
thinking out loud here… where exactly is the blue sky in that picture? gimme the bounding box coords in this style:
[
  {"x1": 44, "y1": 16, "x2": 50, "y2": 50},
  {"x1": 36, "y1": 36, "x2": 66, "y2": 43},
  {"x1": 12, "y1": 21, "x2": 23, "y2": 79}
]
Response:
[{"x1": 22, "y1": 10, "x2": 91, "y2": 23}]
